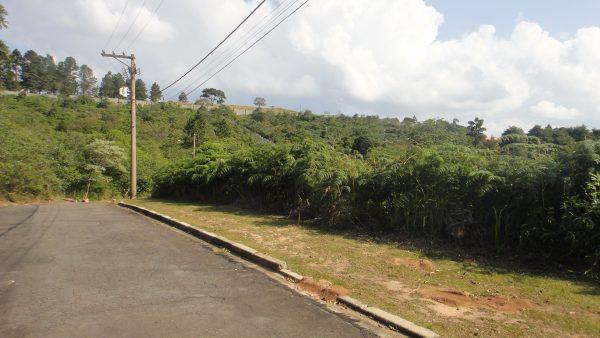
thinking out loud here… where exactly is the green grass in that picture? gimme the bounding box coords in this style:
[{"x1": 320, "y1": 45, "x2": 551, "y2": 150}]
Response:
[{"x1": 128, "y1": 198, "x2": 600, "y2": 337}]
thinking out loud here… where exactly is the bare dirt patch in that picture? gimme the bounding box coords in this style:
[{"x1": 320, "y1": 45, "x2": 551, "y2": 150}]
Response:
[
  {"x1": 384, "y1": 280, "x2": 409, "y2": 292},
  {"x1": 297, "y1": 277, "x2": 348, "y2": 302},
  {"x1": 393, "y1": 258, "x2": 436, "y2": 272},
  {"x1": 462, "y1": 259, "x2": 478, "y2": 266},
  {"x1": 418, "y1": 288, "x2": 534, "y2": 312}
]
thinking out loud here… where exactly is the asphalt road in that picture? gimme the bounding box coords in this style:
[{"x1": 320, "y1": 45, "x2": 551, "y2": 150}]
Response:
[{"x1": 0, "y1": 203, "x2": 377, "y2": 337}]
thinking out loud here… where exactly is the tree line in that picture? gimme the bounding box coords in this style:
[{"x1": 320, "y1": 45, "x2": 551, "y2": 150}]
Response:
[{"x1": 0, "y1": 44, "x2": 166, "y2": 101}]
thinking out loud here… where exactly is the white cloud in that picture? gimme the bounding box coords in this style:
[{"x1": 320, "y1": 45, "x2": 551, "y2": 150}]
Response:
[
  {"x1": 530, "y1": 101, "x2": 582, "y2": 120},
  {"x1": 1, "y1": 0, "x2": 600, "y2": 134}
]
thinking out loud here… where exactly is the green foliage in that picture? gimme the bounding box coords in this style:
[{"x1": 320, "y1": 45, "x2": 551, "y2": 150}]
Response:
[
  {"x1": 2, "y1": 91, "x2": 600, "y2": 275},
  {"x1": 253, "y1": 97, "x2": 266, "y2": 107},
  {"x1": 467, "y1": 117, "x2": 486, "y2": 145},
  {"x1": 0, "y1": 94, "x2": 181, "y2": 199},
  {"x1": 135, "y1": 79, "x2": 147, "y2": 100},
  {"x1": 0, "y1": 4, "x2": 8, "y2": 29},
  {"x1": 502, "y1": 125, "x2": 525, "y2": 136},
  {"x1": 99, "y1": 71, "x2": 126, "y2": 98},
  {"x1": 57, "y1": 56, "x2": 79, "y2": 96},
  {"x1": 352, "y1": 135, "x2": 373, "y2": 157},
  {"x1": 200, "y1": 88, "x2": 226, "y2": 104},
  {"x1": 150, "y1": 82, "x2": 162, "y2": 102},
  {"x1": 80, "y1": 139, "x2": 127, "y2": 198},
  {"x1": 499, "y1": 134, "x2": 540, "y2": 146},
  {"x1": 178, "y1": 91, "x2": 188, "y2": 102},
  {"x1": 79, "y1": 64, "x2": 97, "y2": 97}
]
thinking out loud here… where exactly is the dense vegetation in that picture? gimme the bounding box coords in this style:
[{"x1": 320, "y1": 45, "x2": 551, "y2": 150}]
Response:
[
  {"x1": 1, "y1": 92, "x2": 599, "y2": 276},
  {"x1": 153, "y1": 110, "x2": 600, "y2": 276}
]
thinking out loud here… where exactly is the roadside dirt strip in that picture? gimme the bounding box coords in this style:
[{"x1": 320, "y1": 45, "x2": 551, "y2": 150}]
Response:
[{"x1": 118, "y1": 202, "x2": 439, "y2": 338}]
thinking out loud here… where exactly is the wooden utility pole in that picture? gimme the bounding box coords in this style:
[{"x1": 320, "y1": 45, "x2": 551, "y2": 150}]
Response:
[
  {"x1": 192, "y1": 132, "x2": 197, "y2": 157},
  {"x1": 101, "y1": 51, "x2": 138, "y2": 199}
]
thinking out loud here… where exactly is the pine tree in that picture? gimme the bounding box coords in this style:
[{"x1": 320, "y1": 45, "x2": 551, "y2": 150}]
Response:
[
  {"x1": 150, "y1": 82, "x2": 162, "y2": 102},
  {"x1": 112, "y1": 73, "x2": 126, "y2": 97},
  {"x1": 41, "y1": 55, "x2": 57, "y2": 94},
  {"x1": 5, "y1": 49, "x2": 23, "y2": 90},
  {"x1": 21, "y1": 50, "x2": 44, "y2": 92},
  {"x1": 79, "y1": 64, "x2": 97, "y2": 97},
  {"x1": 0, "y1": 5, "x2": 8, "y2": 30},
  {"x1": 135, "y1": 79, "x2": 147, "y2": 100},
  {"x1": 99, "y1": 71, "x2": 115, "y2": 98},
  {"x1": 57, "y1": 56, "x2": 79, "y2": 96},
  {"x1": 178, "y1": 91, "x2": 188, "y2": 102},
  {"x1": 0, "y1": 40, "x2": 10, "y2": 89}
]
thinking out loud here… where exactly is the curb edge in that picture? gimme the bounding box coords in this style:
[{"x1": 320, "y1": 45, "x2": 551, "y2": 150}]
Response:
[{"x1": 118, "y1": 202, "x2": 438, "y2": 338}]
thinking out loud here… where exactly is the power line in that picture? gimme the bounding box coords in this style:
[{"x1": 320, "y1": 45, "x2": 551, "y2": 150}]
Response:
[
  {"x1": 185, "y1": 0, "x2": 310, "y2": 98},
  {"x1": 104, "y1": 0, "x2": 131, "y2": 50},
  {"x1": 161, "y1": 0, "x2": 267, "y2": 93},
  {"x1": 114, "y1": 0, "x2": 150, "y2": 51},
  {"x1": 125, "y1": 0, "x2": 166, "y2": 50},
  {"x1": 175, "y1": 0, "x2": 302, "y2": 99},
  {"x1": 168, "y1": 0, "x2": 297, "y2": 98}
]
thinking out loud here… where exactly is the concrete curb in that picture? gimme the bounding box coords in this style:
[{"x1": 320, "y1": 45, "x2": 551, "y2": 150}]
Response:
[
  {"x1": 118, "y1": 202, "x2": 438, "y2": 338},
  {"x1": 118, "y1": 202, "x2": 287, "y2": 271},
  {"x1": 337, "y1": 296, "x2": 439, "y2": 338}
]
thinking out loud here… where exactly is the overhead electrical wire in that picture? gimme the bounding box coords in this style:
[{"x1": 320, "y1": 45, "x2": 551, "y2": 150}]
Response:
[
  {"x1": 167, "y1": 0, "x2": 301, "y2": 98},
  {"x1": 114, "y1": 0, "x2": 150, "y2": 51},
  {"x1": 163, "y1": 0, "x2": 286, "y2": 96},
  {"x1": 185, "y1": 0, "x2": 310, "y2": 98},
  {"x1": 104, "y1": 0, "x2": 131, "y2": 50},
  {"x1": 125, "y1": 0, "x2": 167, "y2": 51},
  {"x1": 160, "y1": 0, "x2": 267, "y2": 93},
  {"x1": 167, "y1": 0, "x2": 298, "y2": 98}
]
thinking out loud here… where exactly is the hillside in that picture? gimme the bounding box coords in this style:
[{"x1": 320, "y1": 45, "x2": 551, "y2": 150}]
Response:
[{"x1": 1, "y1": 93, "x2": 599, "y2": 278}]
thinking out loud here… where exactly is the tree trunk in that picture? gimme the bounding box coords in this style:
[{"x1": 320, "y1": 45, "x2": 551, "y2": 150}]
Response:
[{"x1": 85, "y1": 180, "x2": 91, "y2": 200}]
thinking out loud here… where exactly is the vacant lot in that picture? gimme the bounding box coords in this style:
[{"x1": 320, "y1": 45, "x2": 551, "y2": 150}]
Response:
[{"x1": 129, "y1": 199, "x2": 600, "y2": 337}]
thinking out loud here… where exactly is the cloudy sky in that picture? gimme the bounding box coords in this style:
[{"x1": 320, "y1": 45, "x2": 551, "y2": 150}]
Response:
[{"x1": 1, "y1": 0, "x2": 599, "y2": 135}]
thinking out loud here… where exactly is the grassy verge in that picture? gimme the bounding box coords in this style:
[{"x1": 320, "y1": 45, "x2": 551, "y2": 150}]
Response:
[{"x1": 128, "y1": 199, "x2": 600, "y2": 337}]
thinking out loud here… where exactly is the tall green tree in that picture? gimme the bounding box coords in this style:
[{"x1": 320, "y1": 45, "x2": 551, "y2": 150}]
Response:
[
  {"x1": 99, "y1": 71, "x2": 116, "y2": 98},
  {"x1": 135, "y1": 79, "x2": 147, "y2": 100},
  {"x1": 201, "y1": 88, "x2": 226, "y2": 104},
  {"x1": 178, "y1": 91, "x2": 188, "y2": 102},
  {"x1": 81, "y1": 139, "x2": 126, "y2": 199},
  {"x1": 0, "y1": 41, "x2": 10, "y2": 89},
  {"x1": 20, "y1": 50, "x2": 45, "y2": 92},
  {"x1": 1, "y1": 49, "x2": 21, "y2": 90},
  {"x1": 467, "y1": 117, "x2": 486, "y2": 145},
  {"x1": 150, "y1": 82, "x2": 161, "y2": 102},
  {"x1": 57, "y1": 56, "x2": 79, "y2": 96},
  {"x1": 502, "y1": 126, "x2": 525, "y2": 136},
  {"x1": 78, "y1": 64, "x2": 97, "y2": 97},
  {"x1": 0, "y1": 5, "x2": 8, "y2": 29},
  {"x1": 112, "y1": 73, "x2": 126, "y2": 97},
  {"x1": 183, "y1": 108, "x2": 214, "y2": 146},
  {"x1": 41, "y1": 55, "x2": 57, "y2": 93},
  {"x1": 254, "y1": 97, "x2": 266, "y2": 108},
  {"x1": 569, "y1": 126, "x2": 589, "y2": 142}
]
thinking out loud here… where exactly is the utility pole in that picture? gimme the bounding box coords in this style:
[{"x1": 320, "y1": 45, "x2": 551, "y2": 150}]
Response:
[
  {"x1": 101, "y1": 51, "x2": 138, "y2": 199},
  {"x1": 192, "y1": 132, "x2": 197, "y2": 158}
]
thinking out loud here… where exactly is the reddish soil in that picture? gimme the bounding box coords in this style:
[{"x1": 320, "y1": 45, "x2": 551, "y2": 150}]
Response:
[
  {"x1": 418, "y1": 288, "x2": 533, "y2": 312},
  {"x1": 462, "y1": 258, "x2": 478, "y2": 266},
  {"x1": 392, "y1": 258, "x2": 436, "y2": 272},
  {"x1": 297, "y1": 277, "x2": 348, "y2": 302}
]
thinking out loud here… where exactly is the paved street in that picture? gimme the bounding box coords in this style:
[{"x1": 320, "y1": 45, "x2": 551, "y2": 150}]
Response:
[{"x1": 0, "y1": 203, "x2": 375, "y2": 337}]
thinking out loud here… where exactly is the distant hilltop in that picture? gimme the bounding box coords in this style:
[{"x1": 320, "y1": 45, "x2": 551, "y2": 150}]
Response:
[{"x1": 0, "y1": 90, "x2": 297, "y2": 116}]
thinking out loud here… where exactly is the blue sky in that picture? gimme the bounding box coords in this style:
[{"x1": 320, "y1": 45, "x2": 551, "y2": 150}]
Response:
[{"x1": 429, "y1": 0, "x2": 600, "y2": 39}]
